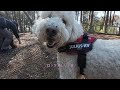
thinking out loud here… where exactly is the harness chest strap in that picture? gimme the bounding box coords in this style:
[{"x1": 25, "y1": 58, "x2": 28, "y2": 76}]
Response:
[
  {"x1": 76, "y1": 33, "x2": 96, "y2": 75},
  {"x1": 58, "y1": 33, "x2": 96, "y2": 75}
]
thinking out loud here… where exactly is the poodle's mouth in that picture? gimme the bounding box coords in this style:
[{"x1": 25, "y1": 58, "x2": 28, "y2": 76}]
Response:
[
  {"x1": 46, "y1": 36, "x2": 60, "y2": 48},
  {"x1": 47, "y1": 42, "x2": 57, "y2": 48},
  {"x1": 46, "y1": 38, "x2": 57, "y2": 48}
]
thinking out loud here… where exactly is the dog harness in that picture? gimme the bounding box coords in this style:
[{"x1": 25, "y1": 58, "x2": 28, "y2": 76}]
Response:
[{"x1": 58, "y1": 33, "x2": 96, "y2": 75}]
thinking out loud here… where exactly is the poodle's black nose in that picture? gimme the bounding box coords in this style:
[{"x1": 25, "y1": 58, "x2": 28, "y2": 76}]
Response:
[{"x1": 46, "y1": 28, "x2": 57, "y2": 37}]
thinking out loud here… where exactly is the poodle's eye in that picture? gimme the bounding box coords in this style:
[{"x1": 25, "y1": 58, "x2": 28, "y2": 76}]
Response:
[{"x1": 62, "y1": 19, "x2": 66, "y2": 25}]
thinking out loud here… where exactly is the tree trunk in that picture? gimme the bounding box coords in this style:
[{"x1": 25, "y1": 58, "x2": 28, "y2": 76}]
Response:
[
  {"x1": 11, "y1": 11, "x2": 14, "y2": 20},
  {"x1": 104, "y1": 11, "x2": 109, "y2": 34},
  {"x1": 80, "y1": 11, "x2": 83, "y2": 23},
  {"x1": 88, "y1": 11, "x2": 91, "y2": 22},
  {"x1": 109, "y1": 11, "x2": 112, "y2": 25},
  {"x1": 75, "y1": 11, "x2": 79, "y2": 21},
  {"x1": 23, "y1": 14, "x2": 26, "y2": 32},
  {"x1": 23, "y1": 11, "x2": 33, "y2": 26},
  {"x1": 118, "y1": 27, "x2": 120, "y2": 35},
  {"x1": 89, "y1": 11, "x2": 94, "y2": 33},
  {"x1": 18, "y1": 11, "x2": 23, "y2": 33},
  {"x1": 101, "y1": 11, "x2": 106, "y2": 30},
  {"x1": 5, "y1": 11, "x2": 11, "y2": 19},
  {"x1": 112, "y1": 11, "x2": 115, "y2": 25},
  {"x1": 13, "y1": 11, "x2": 17, "y2": 22}
]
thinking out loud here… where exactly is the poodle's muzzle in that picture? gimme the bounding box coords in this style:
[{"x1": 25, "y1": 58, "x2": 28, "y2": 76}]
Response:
[{"x1": 46, "y1": 28, "x2": 58, "y2": 48}]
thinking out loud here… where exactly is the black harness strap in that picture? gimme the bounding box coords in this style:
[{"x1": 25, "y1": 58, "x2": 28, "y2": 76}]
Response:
[
  {"x1": 77, "y1": 52, "x2": 86, "y2": 75},
  {"x1": 77, "y1": 33, "x2": 89, "y2": 75},
  {"x1": 58, "y1": 33, "x2": 96, "y2": 75}
]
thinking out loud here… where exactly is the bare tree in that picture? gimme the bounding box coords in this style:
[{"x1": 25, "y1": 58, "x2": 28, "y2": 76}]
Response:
[
  {"x1": 100, "y1": 11, "x2": 106, "y2": 30},
  {"x1": 112, "y1": 11, "x2": 115, "y2": 25},
  {"x1": 89, "y1": 11, "x2": 94, "y2": 33},
  {"x1": 104, "y1": 11, "x2": 109, "y2": 33},
  {"x1": 23, "y1": 11, "x2": 33, "y2": 26},
  {"x1": 109, "y1": 11, "x2": 112, "y2": 25},
  {"x1": 0, "y1": 11, "x2": 38, "y2": 33},
  {"x1": 80, "y1": 11, "x2": 83, "y2": 23},
  {"x1": 18, "y1": 11, "x2": 24, "y2": 33},
  {"x1": 119, "y1": 27, "x2": 120, "y2": 36}
]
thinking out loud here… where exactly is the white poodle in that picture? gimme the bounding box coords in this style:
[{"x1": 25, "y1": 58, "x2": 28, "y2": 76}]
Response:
[{"x1": 32, "y1": 11, "x2": 120, "y2": 79}]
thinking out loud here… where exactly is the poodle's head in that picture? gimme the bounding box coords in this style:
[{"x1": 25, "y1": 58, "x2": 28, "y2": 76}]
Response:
[{"x1": 32, "y1": 11, "x2": 83, "y2": 49}]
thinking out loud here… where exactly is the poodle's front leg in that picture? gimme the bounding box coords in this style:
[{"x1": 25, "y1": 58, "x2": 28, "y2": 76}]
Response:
[{"x1": 57, "y1": 53, "x2": 78, "y2": 79}]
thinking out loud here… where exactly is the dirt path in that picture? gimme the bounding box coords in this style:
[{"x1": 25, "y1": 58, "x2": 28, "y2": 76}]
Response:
[
  {"x1": 89, "y1": 33, "x2": 120, "y2": 40},
  {"x1": 0, "y1": 33, "x2": 59, "y2": 79}
]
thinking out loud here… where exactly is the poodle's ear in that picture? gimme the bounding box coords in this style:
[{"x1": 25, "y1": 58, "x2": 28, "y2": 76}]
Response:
[
  {"x1": 69, "y1": 20, "x2": 84, "y2": 42},
  {"x1": 62, "y1": 11, "x2": 76, "y2": 26},
  {"x1": 73, "y1": 20, "x2": 84, "y2": 36}
]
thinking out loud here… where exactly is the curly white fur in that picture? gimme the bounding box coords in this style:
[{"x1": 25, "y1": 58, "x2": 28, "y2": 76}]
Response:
[{"x1": 33, "y1": 11, "x2": 120, "y2": 79}]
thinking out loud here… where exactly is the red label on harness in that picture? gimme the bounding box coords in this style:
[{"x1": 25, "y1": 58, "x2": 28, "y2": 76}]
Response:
[{"x1": 76, "y1": 36, "x2": 96, "y2": 43}]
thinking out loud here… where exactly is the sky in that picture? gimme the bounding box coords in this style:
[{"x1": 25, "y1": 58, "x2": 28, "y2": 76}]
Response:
[{"x1": 96, "y1": 11, "x2": 120, "y2": 17}]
